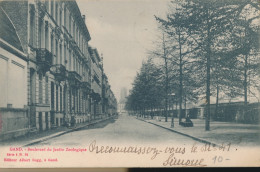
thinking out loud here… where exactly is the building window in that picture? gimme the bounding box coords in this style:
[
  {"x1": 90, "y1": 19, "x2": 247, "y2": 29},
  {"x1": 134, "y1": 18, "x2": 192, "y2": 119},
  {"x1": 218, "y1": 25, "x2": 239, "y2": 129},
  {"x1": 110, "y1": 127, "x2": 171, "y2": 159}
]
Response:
[
  {"x1": 29, "y1": 8, "x2": 35, "y2": 46},
  {"x1": 77, "y1": 59, "x2": 79, "y2": 73},
  {"x1": 79, "y1": 92, "x2": 81, "y2": 113},
  {"x1": 69, "y1": 89, "x2": 71, "y2": 112},
  {"x1": 45, "y1": 112, "x2": 49, "y2": 129},
  {"x1": 73, "y1": 89, "x2": 75, "y2": 112},
  {"x1": 73, "y1": 22, "x2": 75, "y2": 38},
  {"x1": 69, "y1": 50, "x2": 71, "y2": 71},
  {"x1": 60, "y1": 87, "x2": 62, "y2": 111},
  {"x1": 45, "y1": 76, "x2": 49, "y2": 104},
  {"x1": 51, "y1": 35, "x2": 54, "y2": 63},
  {"x1": 75, "y1": 26, "x2": 77, "y2": 41},
  {"x1": 38, "y1": 20, "x2": 43, "y2": 48},
  {"x1": 45, "y1": 22, "x2": 49, "y2": 49},
  {"x1": 81, "y1": 35, "x2": 83, "y2": 50},
  {"x1": 82, "y1": 41, "x2": 84, "y2": 54},
  {"x1": 69, "y1": 15, "x2": 71, "y2": 34},
  {"x1": 77, "y1": 31, "x2": 79, "y2": 45},
  {"x1": 55, "y1": 40, "x2": 58, "y2": 64},
  {"x1": 82, "y1": 38, "x2": 84, "y2": 52},
  {"x1": 79, "y1": 34, "x2": 81, "y2": 50},
  {"x1": 63, "y1": 86, "x2": 66, "y2": 113},
  {"x1": 78, "y1": 60, "x2": 80, "y2": 74},
  {"x1": 60, "y1": 44, "x2": 62, "y2": 65},
  {"x1": 51, "y1": 0, "x2": 54, "y2": 16},
  {"x1": 78, "y1": 30, "x2": 80, "y2": 45},
  {"x1": 75, "y1": 58, "x2": 78, "y2": 73},
  {"x1": 51, "y1": 82, "x2": 54, "y2": 110},
  {"x1": 64, "y1": 8, "x2": 66, "y2": 27},
  {"x1": 76, "y1": 90, "x2": 79, "y2": 112},
  {"x1": 64, "y1": 44, "x2": 67, "y2": 67},
  {"x1": 73, "y1": 56, "x2": 76, "y2": 71},
  {"x1": 39, "y1": 75, "x2": 43, "y2": 104},
  {"x1": 55, "y1": 2, "x2": 58, "y2": 22},
  {"x1": 79, "y1": 61, "x2": 80, "y2": 74},
  {"x1": 56, "y1": 85, "x2": 59, "y2": 111},
  {"x1": 59, "y1": 8, "x2": 62, "y2": 26},
  {"x1": 45, "y1": 0, "x2": 49, "y2": 12}
]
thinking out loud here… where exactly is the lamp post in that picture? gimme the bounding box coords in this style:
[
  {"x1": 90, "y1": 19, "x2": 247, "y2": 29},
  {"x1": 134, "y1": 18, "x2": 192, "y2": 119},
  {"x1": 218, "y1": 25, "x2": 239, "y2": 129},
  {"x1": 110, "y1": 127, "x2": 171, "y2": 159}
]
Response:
[{"x1": 170, "y1": 93, "x2": 175, "y2": 128}]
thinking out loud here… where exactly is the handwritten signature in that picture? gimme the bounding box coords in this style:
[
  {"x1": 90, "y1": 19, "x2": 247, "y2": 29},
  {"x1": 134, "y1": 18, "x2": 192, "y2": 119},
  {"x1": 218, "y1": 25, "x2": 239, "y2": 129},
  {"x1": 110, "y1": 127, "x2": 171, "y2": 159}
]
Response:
[{"x1": 88, "y1": 140, "x2": 232, "y2": 167}]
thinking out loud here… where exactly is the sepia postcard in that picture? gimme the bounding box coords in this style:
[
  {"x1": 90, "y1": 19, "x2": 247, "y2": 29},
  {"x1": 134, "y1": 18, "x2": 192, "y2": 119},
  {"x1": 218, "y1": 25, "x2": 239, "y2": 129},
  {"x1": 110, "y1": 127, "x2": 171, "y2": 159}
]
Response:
[{"x1": 0, "y1": 0, "x2": 259, "y2": 168}]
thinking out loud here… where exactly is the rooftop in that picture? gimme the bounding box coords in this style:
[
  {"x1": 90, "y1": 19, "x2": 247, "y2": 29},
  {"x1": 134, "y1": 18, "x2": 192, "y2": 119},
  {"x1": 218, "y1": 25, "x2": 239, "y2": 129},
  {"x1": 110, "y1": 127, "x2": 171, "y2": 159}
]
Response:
[{"x1": 0, "y1": 7, "x2": 23, "y2": 52}]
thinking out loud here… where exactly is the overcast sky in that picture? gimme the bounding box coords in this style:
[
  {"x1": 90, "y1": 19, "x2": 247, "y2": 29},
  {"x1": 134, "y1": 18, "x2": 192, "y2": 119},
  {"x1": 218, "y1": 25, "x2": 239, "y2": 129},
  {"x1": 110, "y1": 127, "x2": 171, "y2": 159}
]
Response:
[{"x1": 77, "y1": 0, "x2": 169, "y2": 100}]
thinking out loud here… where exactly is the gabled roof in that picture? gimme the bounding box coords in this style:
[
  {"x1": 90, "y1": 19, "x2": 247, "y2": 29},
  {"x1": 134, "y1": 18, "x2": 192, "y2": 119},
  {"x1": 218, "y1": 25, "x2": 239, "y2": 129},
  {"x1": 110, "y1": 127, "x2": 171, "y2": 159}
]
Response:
[{"x1": 0, "y1": 7, "x2": 23, "y2": 52}]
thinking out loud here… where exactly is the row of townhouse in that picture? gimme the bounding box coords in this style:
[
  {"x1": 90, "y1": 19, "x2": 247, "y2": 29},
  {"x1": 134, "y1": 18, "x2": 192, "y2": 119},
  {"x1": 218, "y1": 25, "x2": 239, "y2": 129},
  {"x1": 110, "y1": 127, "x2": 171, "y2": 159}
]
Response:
[{"x1": 0, "y1": 0, "x2": 117, "y2": 141}]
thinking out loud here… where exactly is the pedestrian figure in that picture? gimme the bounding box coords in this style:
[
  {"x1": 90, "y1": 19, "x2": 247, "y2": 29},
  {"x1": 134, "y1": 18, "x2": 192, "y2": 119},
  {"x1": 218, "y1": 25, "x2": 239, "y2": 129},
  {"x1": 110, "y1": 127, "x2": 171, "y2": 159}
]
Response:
[{"x1": 71, "y1": 116, "x2": 76, "y2": 127}]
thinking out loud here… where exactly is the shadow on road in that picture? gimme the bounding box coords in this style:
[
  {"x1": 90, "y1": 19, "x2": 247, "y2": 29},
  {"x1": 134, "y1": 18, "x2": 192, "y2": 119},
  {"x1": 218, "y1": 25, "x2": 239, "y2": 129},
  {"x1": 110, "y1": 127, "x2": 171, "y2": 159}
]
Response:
[
  {"x1": 0, "y1": 117, "x2": 118, "y2": 146},
  {"x1": 74, "y1": 117, "x2": 118, "y2": 132}
]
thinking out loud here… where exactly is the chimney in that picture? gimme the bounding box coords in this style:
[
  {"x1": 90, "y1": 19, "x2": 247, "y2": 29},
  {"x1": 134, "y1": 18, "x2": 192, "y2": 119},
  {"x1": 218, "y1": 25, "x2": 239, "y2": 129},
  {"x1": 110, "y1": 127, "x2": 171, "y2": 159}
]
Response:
[{"x1": 82, "y1": 15, "x2": 86, "y2": 23}]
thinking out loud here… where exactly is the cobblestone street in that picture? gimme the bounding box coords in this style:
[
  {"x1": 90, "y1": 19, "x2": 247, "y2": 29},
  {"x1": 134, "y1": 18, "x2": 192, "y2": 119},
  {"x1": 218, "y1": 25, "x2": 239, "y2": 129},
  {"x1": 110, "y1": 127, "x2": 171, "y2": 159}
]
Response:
[{"x1": 36, "y1": 113, "x2": 200, "y2": 146}]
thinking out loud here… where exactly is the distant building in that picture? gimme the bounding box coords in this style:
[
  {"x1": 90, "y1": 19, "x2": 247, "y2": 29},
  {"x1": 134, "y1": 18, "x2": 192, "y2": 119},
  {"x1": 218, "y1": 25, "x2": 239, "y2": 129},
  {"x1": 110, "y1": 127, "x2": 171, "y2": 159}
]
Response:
[
  {"x1": 119, "y1": 87, "x2": 127, "y2": 112},
  {"x1": 102, "y1": 74, "x2": 117, "y2": 116},
  {"x1": 120, "y1": 87, "x2": 127, "y2": 104},
  {"x1": 88, "y1": 47, "x2": 102, "y2": 118}
]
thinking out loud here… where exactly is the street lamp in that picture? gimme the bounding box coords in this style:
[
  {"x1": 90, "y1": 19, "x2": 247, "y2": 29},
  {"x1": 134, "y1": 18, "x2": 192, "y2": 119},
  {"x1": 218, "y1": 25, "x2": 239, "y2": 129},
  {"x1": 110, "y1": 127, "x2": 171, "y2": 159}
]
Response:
[{"x1": 170, "y1": 93, "x2": 175, "y2": 128}]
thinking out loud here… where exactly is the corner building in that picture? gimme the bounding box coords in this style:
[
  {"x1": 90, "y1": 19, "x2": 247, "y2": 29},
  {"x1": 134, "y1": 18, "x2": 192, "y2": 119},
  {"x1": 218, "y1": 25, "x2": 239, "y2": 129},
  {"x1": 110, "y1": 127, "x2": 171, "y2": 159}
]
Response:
[
  {"x1": 25, "y1": 0, "x2": 93, "y2": 131},
  {"x1": 0, "y1": 0, "x2": 117, "y2": 138}
]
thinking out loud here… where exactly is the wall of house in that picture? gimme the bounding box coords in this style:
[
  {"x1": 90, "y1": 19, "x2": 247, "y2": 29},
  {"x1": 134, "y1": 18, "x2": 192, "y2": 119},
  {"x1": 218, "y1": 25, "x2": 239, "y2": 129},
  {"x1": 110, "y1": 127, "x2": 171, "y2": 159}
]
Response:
[
  {"x1": 0, "y1": 47, "x2": 28, "y2": 141},
  {"x1": 0, "y1": 47, "x2": 27, "y2": 109},
  {"x1": 0, "y1": 107, "x2": 29, "y2": 141}
]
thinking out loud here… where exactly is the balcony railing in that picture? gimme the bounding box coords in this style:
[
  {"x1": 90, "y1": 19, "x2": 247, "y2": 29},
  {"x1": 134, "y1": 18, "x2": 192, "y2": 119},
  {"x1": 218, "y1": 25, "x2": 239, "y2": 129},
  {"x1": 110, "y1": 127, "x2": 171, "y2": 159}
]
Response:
[
  {"x1": 36, "y1": 48, "x2": 53, "y2": 75},
  {"x1": 55, "y1": 26, "x2": 62, "y2": 37},
  {"x1": 81, "y1": 81, "x2": 91, "y2": 89},
  {"x1": 68, "y1": 71, "x2": 82, "y2": 88},
  {"x1": 93, "y1": 75, "x2": 100, "y2": 85},
  {"x1": 36, "y1": 48, "x2": 52, "y2": 65},
  {"x1": 68, "y1": 71, "x2": 82, "y2": 81},
  {"x1": 81, "y1": 81, "x2": 91, "y2": 94},
  {"x1": 91, "y1": 90, "x2": 101, "y2": 102},
  {"x1": 50, "y1": 64, "x2": 67, "y2": 82},
  {"x1": 103, "y1": 97, "x2": 109, "y2": 104},
  {"x1": 69, "y1": 37, "x2": 77, "y2": 48}
]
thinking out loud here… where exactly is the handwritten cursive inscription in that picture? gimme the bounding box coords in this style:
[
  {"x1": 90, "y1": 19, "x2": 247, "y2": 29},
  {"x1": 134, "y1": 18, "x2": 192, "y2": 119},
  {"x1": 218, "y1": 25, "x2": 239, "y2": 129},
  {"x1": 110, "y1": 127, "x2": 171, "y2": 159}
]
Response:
[
  {"x1": 88, "y1": 140, "x2": 232, "y2": 166},
  {"x1": 89, "y1": 140, "x2": 161, "y2": 159},
  {"x1": 163, "y1": 153, "x2": 206, "y2": 167}
]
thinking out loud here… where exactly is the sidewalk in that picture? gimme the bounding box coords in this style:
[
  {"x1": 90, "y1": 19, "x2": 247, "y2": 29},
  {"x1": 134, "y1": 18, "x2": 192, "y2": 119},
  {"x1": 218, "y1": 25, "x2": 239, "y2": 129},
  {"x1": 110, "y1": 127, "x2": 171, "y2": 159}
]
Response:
[
  {"x1": 137, "y1": 116, "x2": 260, "y2": 147},
  {"x1": 0, "y1": 116, "x2": 115, "y2": 147}
]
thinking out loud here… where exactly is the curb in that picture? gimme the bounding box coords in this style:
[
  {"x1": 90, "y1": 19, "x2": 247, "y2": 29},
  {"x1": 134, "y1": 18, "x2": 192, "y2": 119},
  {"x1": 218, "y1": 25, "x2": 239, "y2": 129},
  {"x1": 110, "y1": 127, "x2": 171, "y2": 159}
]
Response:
[
  {"x1": 137, "y1": 117, "x2": 219, "y2": 147},
  {"x1": 23, "y1": 117, "x2": 114, "y2": 147}
]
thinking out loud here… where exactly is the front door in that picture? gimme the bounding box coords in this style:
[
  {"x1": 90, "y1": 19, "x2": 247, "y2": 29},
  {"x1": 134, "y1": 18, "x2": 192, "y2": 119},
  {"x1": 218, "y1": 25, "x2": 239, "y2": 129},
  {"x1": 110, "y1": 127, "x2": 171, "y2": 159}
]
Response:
[
  {"x1": 45, "y1": 112, "x2": 49, "y2": 129},
  {"x1": 39, "y1": 112, "x2": 43, "y2": 131}
]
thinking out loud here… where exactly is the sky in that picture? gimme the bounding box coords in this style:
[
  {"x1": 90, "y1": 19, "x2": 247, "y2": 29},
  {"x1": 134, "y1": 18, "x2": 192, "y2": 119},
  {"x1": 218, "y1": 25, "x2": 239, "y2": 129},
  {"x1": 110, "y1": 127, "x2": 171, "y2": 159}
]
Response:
[{"x1": 77, "y1": 0, "x2": 170, "y2": 101}]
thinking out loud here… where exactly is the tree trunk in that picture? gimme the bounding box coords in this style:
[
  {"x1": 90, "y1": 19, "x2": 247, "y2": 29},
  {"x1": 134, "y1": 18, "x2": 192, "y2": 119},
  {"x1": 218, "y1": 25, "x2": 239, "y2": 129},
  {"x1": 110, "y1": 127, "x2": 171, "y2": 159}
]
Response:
[
  {"x1": 184, "y1": 94, "x2": 187, "y2": 118},
  {"x1": 244, "y1": 54, "x2": 248, "y2": 105},
  {"x1": 163, "y1": 34, "x2": 169, "y2": 122},
  {"x1": 205, "y1": 9, "x2": 211, "y2": 131},
  {"x1": 244, "y1": 54, "x2": 248, "y2": 122},
  {"x1": 215, "y1": 84, "x2": 219, "y2": 121},
  {"x1": 178, "y1": 30, "x2": 183, "y2": 124}
]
